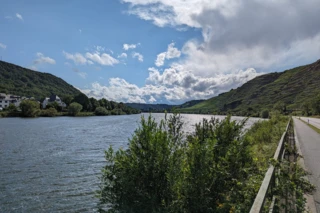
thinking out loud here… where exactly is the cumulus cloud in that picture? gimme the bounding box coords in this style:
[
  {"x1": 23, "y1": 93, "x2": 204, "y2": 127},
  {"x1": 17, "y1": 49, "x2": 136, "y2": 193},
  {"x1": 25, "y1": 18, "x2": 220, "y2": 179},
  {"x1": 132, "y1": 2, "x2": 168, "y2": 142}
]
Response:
[
  {"x1": 118, "y1": 53, "x2": 128, "y2": 58},
  {"x1": 33, "y1": 52, "x2": 56, "y2": 65},
  {"x1": 63, "y1": 51, "x2": 87, "y2": 65},
  {"x1": 132, "y1": 52, "x2": 144, "y2": 62},
  {"x1": 0, "y1": 42, "x2": 6, "y2": 49},
  {"x1": 123, "y1": 0, "x2": 320, "y2": 74},
  {"x1": 155, "y1": 52, "x2": 166, "y2": 67},
  {"x1": 16, "y1": 13, "x2": 23, "y2": 21},
  {"x1": 155, "y1": 42, "x2": 181, "y2": 66},
  {"x1": 123, "y1": 43, "x2": 140, "y2": 51},
  {"x1": 63, "y1": 50, "x2": 119, "y2": 66},
  {"x1": 86, "y1": 52, "x2": 119, "y2": 66},
  {"x1": 81, "y1": 66, "x2": 261, "y2": 104},
  {"x1": 83, "y1": 0, "x2": 320, "y2": 104}
]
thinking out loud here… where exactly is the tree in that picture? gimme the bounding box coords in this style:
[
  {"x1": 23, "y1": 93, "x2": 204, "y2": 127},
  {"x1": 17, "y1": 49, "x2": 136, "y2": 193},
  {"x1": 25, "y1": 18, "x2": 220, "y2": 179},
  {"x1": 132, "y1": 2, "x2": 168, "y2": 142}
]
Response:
[
  {"x1": 260, "y1": 110, "x2": 269, "y2": 118},
  {"x1": 90, "y1": 97, "x2": 100, "y2": 111},
  {"x1": 68, "y1": 102, "x2": 83, "y2": 116},
  {"x1": 99, "y1": 115, "x2": 256, "y2": 213},
  {"x1": 46, "y1": 102, "x2": 61, "y2": 111},
  {"x1": 20, "y1": 100, "x2": 40, "y2": 117},
  {"x1": 95, "y1": 106, "x2": 109, "y2": 116},
  {"x1": 73, "y1": 93, "x2": 91, "y2": 111},
  {"x1": 61, "y1": 95, "x2": 73, "y2": 106},
  {"x1": 311, "y1": 94, "x2": 320, "y2": 115},
  {"x1": 273, "y1": 101, "x2": 286, "y2": 114},
  {"x1": 7, "y1": 104, "x2": 17, "y2": 112},
  {"x1": 302, "y1": 102, "x2": 312, "y2": 116}
]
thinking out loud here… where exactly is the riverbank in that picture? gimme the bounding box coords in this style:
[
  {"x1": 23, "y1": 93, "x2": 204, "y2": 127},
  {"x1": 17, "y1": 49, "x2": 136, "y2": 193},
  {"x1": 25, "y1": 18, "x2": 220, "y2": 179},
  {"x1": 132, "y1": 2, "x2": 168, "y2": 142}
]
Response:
[{"x1": 0, "y1": 111, "x2": 140, "y2": 118}]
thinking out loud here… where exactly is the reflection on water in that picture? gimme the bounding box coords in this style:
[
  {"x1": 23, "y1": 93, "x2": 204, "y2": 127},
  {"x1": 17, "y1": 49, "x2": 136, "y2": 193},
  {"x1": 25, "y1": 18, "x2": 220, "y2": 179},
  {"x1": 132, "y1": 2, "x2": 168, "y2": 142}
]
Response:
[{"x1": 0, "y1": 113, "x2": 262, "y2": 212}]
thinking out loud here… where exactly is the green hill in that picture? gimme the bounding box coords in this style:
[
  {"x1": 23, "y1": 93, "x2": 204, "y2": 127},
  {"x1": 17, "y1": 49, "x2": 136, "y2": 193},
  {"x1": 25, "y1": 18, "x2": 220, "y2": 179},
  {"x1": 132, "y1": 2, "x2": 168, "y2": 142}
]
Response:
[
  {"x1": 0, "y1": 60, "x2": 81, "y2": 99},
  {"x1": 181, "y1": 59, "x2": 320, "y2": 115},
  {"x1": 126, "y1": 100, "x2": 204, "y2": 112}
]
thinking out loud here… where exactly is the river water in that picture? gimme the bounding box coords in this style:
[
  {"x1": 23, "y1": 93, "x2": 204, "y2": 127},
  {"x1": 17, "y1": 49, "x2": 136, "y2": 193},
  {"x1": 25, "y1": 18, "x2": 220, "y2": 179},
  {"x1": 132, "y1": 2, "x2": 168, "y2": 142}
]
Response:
[{"x1": 0, "y1": 113, "x2": 262, "y2": 212}]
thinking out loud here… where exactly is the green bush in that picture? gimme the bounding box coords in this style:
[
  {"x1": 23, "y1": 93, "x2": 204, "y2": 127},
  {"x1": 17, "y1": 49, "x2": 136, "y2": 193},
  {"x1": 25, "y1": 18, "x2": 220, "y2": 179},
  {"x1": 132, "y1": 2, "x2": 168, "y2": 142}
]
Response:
[
  {"x1": 99, "y1": 115, "x2": 259, "y2": 213},
  {"x1": 260, "y1": 110, "x2": 269, "y2": 118},
  {"x1": 41, "y1": 108, "x2": 58, "y2": 117},
  {"x1": 20, "y1": 100, "x2": 40, "y2": 117},
  {"x1": 68, "y1": 102, "x2": 82, "y2": 116},
  {"x1": 95, "y1": 107, "x2": 109, "y2": 116}
]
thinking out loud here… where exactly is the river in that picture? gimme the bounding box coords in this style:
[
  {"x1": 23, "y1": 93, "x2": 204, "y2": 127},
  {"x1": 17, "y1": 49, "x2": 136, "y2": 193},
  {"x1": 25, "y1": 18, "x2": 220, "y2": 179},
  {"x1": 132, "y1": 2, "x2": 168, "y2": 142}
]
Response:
[{"x1": 0, "y1": 113, "x2": 262, "y2": 212}]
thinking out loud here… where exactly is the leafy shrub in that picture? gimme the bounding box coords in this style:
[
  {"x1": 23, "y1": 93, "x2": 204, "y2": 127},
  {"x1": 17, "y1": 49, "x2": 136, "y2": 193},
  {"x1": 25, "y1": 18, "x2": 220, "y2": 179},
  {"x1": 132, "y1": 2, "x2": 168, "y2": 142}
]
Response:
[
  {"x1": 260, "y1": 110, "x2": 269, "y2": 118},
  {"x1": 99, "y1": 114, "x2": 259, "y2": 213},
  {"x1": 68, "y1": 102, "x2": 82, "y2": 116},
  {"x1": 20, "y1": 100, "x2": 40, "y2": 117},
  {"x1": 95, "y1": 107, "x2": 109, "y2": 116},
  {"x1": 41, "y1": 108, "x2": 58, "y2": 117}
]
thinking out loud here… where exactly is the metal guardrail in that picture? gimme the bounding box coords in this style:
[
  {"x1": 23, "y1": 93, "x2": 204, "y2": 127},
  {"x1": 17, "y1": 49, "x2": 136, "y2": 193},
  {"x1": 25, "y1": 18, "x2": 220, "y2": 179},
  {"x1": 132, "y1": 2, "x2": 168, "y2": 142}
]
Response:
[{"x1": 249, "y1": 118, "x2": 291, "y2": 213}]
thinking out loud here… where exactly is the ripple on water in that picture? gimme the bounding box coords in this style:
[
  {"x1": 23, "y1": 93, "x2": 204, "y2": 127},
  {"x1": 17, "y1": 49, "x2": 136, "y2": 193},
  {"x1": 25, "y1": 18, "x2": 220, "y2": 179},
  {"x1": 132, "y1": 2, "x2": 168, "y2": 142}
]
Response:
[{"x1": 0, "y1": 114, "x2": 263, "y2": 212}]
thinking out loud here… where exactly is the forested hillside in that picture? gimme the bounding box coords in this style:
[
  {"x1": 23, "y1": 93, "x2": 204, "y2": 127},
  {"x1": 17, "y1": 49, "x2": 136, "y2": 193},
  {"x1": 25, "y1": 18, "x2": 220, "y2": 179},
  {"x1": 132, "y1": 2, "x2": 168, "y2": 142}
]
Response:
[
  {"x1": 181, "y1": 59, "x2": 320, "y2": 115},
  {"x1": 0, "y1": 61, "x2": 81, "y2": 99}
]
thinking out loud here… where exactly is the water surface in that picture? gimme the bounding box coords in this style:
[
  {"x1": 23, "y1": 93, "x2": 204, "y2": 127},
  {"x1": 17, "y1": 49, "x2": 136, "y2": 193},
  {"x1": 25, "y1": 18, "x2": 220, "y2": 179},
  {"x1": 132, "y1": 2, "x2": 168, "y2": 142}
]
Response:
[{"x1": 0, "y1": 113, "x2": 262, "y2": 212}]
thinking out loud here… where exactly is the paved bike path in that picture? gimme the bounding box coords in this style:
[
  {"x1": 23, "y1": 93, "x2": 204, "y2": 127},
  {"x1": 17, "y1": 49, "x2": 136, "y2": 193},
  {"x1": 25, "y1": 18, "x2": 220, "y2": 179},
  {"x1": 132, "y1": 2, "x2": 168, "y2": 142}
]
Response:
[{"x1": 294, "y1": 118, "x2": 320, "y2": 212}]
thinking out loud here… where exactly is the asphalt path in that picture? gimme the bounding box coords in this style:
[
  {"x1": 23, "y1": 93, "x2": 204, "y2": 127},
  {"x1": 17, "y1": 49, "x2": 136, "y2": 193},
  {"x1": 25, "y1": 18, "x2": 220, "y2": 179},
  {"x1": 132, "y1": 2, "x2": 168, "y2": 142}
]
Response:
[
  {"x1": 294, "y1": 118, "x2": 320, "y2": 212},
  {"x1": 299, "y1": 117, "x2": 320, "y2": 129}
]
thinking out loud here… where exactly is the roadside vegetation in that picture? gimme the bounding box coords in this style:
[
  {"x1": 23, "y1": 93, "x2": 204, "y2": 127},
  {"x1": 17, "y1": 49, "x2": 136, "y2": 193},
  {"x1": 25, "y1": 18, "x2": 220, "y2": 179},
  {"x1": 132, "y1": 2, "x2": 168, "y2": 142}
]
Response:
[{"x1": 97, "y1": 112, "x2": 313, "y2": 212}]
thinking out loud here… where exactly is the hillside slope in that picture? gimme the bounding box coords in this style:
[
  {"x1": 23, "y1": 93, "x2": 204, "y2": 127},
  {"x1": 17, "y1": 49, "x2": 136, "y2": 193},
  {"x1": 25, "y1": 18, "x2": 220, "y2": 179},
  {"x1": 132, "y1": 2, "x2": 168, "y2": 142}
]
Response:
[
  {"x1": 0, "y1": 61, "x2": 81, "y2": 99},
  {"x1": 182, "y1": 59, "x2": 320, "y2": 115},
  {"x1": 126, "y1": 100, "x2": 204, "y2": 112}
]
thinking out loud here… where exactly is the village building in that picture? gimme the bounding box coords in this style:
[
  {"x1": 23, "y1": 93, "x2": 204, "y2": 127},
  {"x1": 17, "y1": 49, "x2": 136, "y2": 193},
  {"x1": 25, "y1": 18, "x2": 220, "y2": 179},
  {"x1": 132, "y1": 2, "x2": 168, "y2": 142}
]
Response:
[
  {"x1": 42, "y1": 94, "x2": 66, "y2": 109},
  {"x1": 0, "y1": 93, "x2": 22, "y2": 109}
]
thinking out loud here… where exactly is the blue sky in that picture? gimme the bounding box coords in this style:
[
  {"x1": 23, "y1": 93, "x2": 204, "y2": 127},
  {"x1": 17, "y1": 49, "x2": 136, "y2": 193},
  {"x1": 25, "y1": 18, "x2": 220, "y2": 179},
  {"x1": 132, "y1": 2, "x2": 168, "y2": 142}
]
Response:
[{"x1": 1, "y1": 0, "x2": 320, "y2": 104}]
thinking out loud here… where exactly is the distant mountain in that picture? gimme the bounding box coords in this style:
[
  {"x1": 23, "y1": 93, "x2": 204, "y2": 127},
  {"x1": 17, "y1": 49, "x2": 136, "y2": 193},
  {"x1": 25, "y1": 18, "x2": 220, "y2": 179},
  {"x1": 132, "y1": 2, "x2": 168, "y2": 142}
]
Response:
[
  {"x1": 0, "y1": 60, "x2": 81, "y2": 99},
  {"x1": 126, "y1": 100, "x2": 205, "y2": 112},
  {"x1": 181, "y1": 59, "x2": 320, "y2": 115}
]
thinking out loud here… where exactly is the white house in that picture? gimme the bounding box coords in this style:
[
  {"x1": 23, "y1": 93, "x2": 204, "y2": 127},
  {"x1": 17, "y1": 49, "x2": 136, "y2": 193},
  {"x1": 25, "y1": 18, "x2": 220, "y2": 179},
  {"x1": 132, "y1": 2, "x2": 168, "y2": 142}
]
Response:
[
  {"x1": 0, "y1": 93, "x2": 22, "y2": 109},
  {"x1": 42, "y1": 94, "x2": 67, "y2": 109}
]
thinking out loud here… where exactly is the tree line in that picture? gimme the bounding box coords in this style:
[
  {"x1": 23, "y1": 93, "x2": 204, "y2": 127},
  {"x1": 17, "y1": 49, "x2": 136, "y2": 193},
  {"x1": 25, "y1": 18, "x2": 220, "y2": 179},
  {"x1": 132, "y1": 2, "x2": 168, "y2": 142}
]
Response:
[{"x1": 0, "y1": 93, "x2": 140, "y2": 117}]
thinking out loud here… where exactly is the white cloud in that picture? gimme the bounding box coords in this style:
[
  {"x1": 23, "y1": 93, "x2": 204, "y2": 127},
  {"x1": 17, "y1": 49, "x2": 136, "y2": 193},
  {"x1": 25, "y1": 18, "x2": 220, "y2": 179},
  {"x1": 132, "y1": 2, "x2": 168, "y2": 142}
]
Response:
[
  {"x1": 33, "y1": 52, "x2": 56, "y2": 65},
  {"x1": 86, "y1": 52, "x2": 119, "y2": 66},
  {"x1": 63, "y1": 50, "x2": 119, "y2": 66},
  {"x1": 149, "y1": 96, "x2": 156, "y2": 103},
  {"x1": 123, "y1": 43, "x2": 140, "y2": 51},
  {"x1": 81, "y1": 66, "x2": 261, "y2": 104},
  {"x1": 118, "y1": 53, "x2": 128, "y2": 58},
  {"x1": 132, "y1": 52, "x2": 144, "y2": 62},
  {"x1": 123, "y1": 0, "x2": 320, "y2": 75},
  {"x1": 155, "y1": 52, "x2": 166, "y2": 67},
  {"x1": 16, "y1": 13, "x2": 23, "y2": 21},
  {"x1": 155, "y1": 42, "x2": 181, "y2": 66},
  {"x1": 79, "y1": 29, "x2": 82, "y2": 33},
  {"x1": 63, "y1": 51, "x2": 87, "y2": 65},
  {"x1": 0, "y1": 43, "x2": 6, "y2": 49}
]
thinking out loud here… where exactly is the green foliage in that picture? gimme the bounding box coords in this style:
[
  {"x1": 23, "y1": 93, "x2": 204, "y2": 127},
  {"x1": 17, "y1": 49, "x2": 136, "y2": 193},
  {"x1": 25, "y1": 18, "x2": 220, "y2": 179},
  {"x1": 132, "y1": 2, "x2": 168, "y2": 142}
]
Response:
[
  {"x1": 99, "y1": 115, "x2": 261, "y2": 213},
  {"x1": 20, "y1": 100, "x2": 40, "y2": 117},
  {"x1": 260, "y1": 110, "x2": 269, "y2": 118},
  {"x1": 61, "y1": 95, "x2": 73, "y2": 106},
  {"x1": 181, "y1": 59, "x2": 320, "y2": 114},
  {"x1": 302, "y1": 101, "x2": 312, "y2": 116},
  {"x1": 68, "y1": 102, "x2": 83, "y2": 116},
  {"x1": 95, "y1": 107, "x2": 109, "y2": 116},
  {"x1": 0, "y1": 61, "x2": 81, "y2": 99},
  {"x1": 73, "y1": 93, "x2": 91, "y2": 111},
  {"x1": 311, "y1": 94, "x2": 320, "y2": 115},
  {"x1": 46, "y1": 101, "x2": 61, "y2": 111},
  {"x1": 41, "y1": 108, "x2": 58, "y2": 117},
  {"x1": 7, "y1": 104, "x2": 18, "y2": 112},
  {"x1": 246, "y1": 113, "x2": 288, "y2": 170}
]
